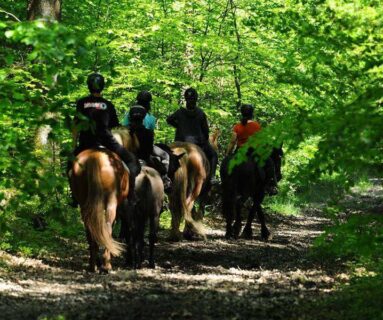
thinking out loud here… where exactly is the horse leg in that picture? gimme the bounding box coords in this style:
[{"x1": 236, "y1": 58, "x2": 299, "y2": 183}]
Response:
[
  {"x1": 85, "y1": 228, "x2": 98, "y2": 272},
  {"x1": 136, "y1": 215, "x2": 145, "y2": 269},
  {"x1": 101, "y1": 199, "x2": 117, "y2": 273},
  {"x1": 233, "y1": 199, "x2": 243, "y2": 239},
  {"x1": 241, "y1": 202, "x2": 256, "y2": 239},
  {"x1": 224, "y1": 204, "x2": 234, "y2": 239},
  {"x1": 222, "y1": 183, "x2": 234, "y2": 239},
  {"x1": 168, "y1": 191, "x2": 183, "y2": 241},
  {"x1": 255, "y1": 203, "x2": 271, "y2": 241},
  {"x1": 183, "y1": 211, "x2": 194, "y2": 240},
  {"x1": 148, "y1": 214, "x2": 157, "y2": 269},
  {"x1": 183, "y1": 177, "x2": 205, "y2": 240},
  {"x1": 117, "y1": 205, "x2": 127, "y2": 241},
  {"x1": 120, "y1": 199, "x2": 133, "y2": 268}
]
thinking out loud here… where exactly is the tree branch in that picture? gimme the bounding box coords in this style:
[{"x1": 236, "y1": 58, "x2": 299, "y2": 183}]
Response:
[{"x1": 0, "y1": 8, "x2": 21, "y2": 22}]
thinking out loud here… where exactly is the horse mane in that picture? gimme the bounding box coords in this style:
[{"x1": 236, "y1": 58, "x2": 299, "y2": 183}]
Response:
[{"x1": 112, "y1": 127, "x2": 139, "y2": 153}]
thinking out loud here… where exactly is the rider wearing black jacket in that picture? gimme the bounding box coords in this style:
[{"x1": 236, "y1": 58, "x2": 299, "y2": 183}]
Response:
[
  {"x1": 167, "y1": 88, "x2": 218, "y2": 183},
  {"x1": 70, "y1": 73, "x2": 140, "y2": 205}
]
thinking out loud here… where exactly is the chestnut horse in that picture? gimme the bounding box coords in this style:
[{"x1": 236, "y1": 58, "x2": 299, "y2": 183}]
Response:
[
  {"x1": 168, "y1": 142, "x2": 210, "y2": 241},
  {"x1": 70, "y1": 149, "x2": 129, "y2": 272},
  {"x1": 70, "y1": 127, "x2": 138, "y2": 272}
]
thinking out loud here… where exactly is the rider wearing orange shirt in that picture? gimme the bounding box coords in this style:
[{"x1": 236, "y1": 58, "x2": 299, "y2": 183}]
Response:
[{"x1": 226, "y1": 104, "x2": 278, "y2": 195}]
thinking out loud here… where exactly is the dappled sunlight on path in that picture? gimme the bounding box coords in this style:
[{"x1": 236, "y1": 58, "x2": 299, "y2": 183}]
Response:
[{"x1": 0, "y1": 203, "x2": 346, "y2": 320}]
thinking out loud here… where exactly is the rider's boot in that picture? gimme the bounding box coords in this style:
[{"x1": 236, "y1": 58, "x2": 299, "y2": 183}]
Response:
[{"x1": 161, "y1": 174, "x2": 172, "y2": 193}]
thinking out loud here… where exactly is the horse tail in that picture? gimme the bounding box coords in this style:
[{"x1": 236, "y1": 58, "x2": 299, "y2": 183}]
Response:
[
  {"x1": 183, "y1": 155, "x2": 206, "y2": 238},
  {"x1": 83, "y1": 156, "x2": 123, "y2": 257},
  {"x1": 137, "y1": 173, "x2": 152, "y2": 217}
]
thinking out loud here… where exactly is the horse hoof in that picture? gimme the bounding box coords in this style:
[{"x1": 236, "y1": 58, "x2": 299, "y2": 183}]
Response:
[
  {"x1": 183, "y1": 229, "x2": 195, "y2": 241},
  {"x1": 233, "y1": 225, "x2": 242, "y2": 239},
  {"x1": 99, "y1": 267, "x2": 109, "y2": 274},
  {"x1": 225, "y1": 231, "x2": 233, "y2": 239},
  {"x1": 241, "y1": 229, "x2": 253, "y2": 240},
  {"x1": 87, "y1": 266, "x2": 97, "y2": 273},
  {"x1": 261, "y1": 229, "x2": 272, "y2": 241},
  {"x1": 168, "y1": 233, "x2": 182, "y2": 242}
]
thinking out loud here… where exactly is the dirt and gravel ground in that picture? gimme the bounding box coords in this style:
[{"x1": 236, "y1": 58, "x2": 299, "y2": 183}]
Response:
[{"x1": 1, "y1": 183, "x2": 381, "y2": 320}]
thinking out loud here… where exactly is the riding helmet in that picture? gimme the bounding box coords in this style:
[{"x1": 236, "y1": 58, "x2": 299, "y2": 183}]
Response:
[
  {"x1": 129, "y1": 105, "x2": 147, "y2": 122},
  {"x1": 137, "y1": 90, "x2": 152, "y2": 104},
  {"x1": 87, "y1": 73, "x2": 105, "y2": 93},
  {"x1": 184, "y1": 87, "x2": 198, "y2": 101},
  {"x1": 240, "y1": 104, "x2": 254, "y2": 119}
]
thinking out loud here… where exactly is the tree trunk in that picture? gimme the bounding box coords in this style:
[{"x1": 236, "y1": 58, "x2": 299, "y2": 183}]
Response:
[
  {"x1": 27, "y1": 0, "x2": 61, "y2": 21},
  {"x1": 230, "y1": 0, "x2": 242, "y2": 108}
]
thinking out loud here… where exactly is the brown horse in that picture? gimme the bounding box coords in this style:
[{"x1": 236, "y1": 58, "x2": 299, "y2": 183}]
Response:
[
  {"x1": 123, "y1": 166, "x2": 164, "y2": 269},
  {"x1": 70, "y1": 149, "x2": 129, "y2": 272},
  {"x1": 112, "y1": 127, "x2": 139, "y2": 152},
  {"x1": 70, "y1": 127, "x2": 138, "y2": 272},
  {"x1": 168, "y1": 142, "x2": 210, "y2": 241}
]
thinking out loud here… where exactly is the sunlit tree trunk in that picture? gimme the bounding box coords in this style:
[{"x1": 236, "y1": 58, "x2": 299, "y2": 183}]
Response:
[
  {"x1": 230, "y1": 0, "x2": 242, "y2": 108},
  {"x1": 27, "y1": 0, "x2": 61, "y2": 21}
]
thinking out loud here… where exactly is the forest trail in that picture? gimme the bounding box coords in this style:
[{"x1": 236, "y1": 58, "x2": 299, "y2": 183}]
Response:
[{"x1": 1, "y1": 183, "x2": 381, "y2": 320}]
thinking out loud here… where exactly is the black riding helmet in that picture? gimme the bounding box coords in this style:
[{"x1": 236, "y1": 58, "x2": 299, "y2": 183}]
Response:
[
  {"x1": 137, "y1": 90, "x2": 152, "y2": 111},
  {"x1": 184, "y1": 87, "x2": 198, "y2": 102},
  {"x1": 87, "y1": 73, "x2": 105, "y2": 93},
  {"x1": 129, "y1": 105, "x2": 147, "y2": 123},
  {"x1": 240, "y1": 104, "x2": 254, "y2": 119},
  {"x1": 137, "y1": 90, "x2": 152, "y2": 104}
]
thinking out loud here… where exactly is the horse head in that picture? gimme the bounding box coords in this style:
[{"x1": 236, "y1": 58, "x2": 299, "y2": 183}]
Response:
[
  {"x1": 209, "y1": 127, "x2": 221, "y2": 152},
  {"x1": 112, "y1": 127, "x2": 140, "y2": 153},
  {"x1": 271, "y1": 146, "x2": 283, "y2": 182},
  {"x1": 154, "y1": 143, "x2": 185, "y2": 182},
  {"x1": 168, "y1": 152, "x2": 186, "y2": 181}
]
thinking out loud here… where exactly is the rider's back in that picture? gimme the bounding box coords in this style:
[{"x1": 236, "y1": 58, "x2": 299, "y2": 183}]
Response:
[{"x1": 76, "y1": 95, "x2": 119, "y2": 148}]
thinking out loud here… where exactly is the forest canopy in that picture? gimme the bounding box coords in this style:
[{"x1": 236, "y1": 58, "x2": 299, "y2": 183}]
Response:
[{"x1": 0, "y1": 0, "x2": 382, "y2": 230}]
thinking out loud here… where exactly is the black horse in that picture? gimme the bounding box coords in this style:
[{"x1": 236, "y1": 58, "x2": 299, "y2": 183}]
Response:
[{"x1": 221, "y1": 148, "x2": 282, "y2": 240}]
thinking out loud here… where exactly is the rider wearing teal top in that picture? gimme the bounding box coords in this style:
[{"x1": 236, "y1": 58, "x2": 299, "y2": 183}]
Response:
[
  {"x1": 123, "y1": 91, "x2": 157, "y2": 130},
  {"x1": 122, "y1": 112, "x2": 156, "y2": 130}
]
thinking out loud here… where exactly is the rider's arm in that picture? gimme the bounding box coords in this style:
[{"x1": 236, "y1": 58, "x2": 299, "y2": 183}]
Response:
[
  {"x1": 226, "y1": 132, "x2": 237, "y2": 155},
  {"x1": 71, "y1": 123, "x2": 78, "y2": 149},
  {"x1": 201, "y1": 112, "x2": 209, "y2": 141},
  {"x1": 72, "y1": 100, "x2": 82, "y2": 148},
  {"x1": 121, "y1": 112, "x2": 130, "y2": 127},
  {"x1": 166, "y1": 110, "x2": 179, "y2": 128},
  {"x1": 109, "y1": 102, "x2": 120, "y2": 128}
]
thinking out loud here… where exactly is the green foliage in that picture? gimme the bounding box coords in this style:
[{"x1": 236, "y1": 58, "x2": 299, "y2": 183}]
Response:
[
  {"x1": 0, "y1": 1, "x2": 382, "y2": 269},
  {"x1": 299, "y1": 274, "x2": 383, "y2": 320},
  {"x1": 314, "y1": 214, "x2": 383, "y2": 271}
]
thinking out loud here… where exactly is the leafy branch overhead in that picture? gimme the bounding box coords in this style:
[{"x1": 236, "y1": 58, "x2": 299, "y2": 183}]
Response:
[{"x1": 0, "y1": 0, "x2": 382, "y2": 229}]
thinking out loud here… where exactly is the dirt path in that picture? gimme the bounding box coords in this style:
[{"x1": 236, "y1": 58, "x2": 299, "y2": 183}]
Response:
[{"x1": 1, "y1": 200, "x2": 352, "y2": 320}]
